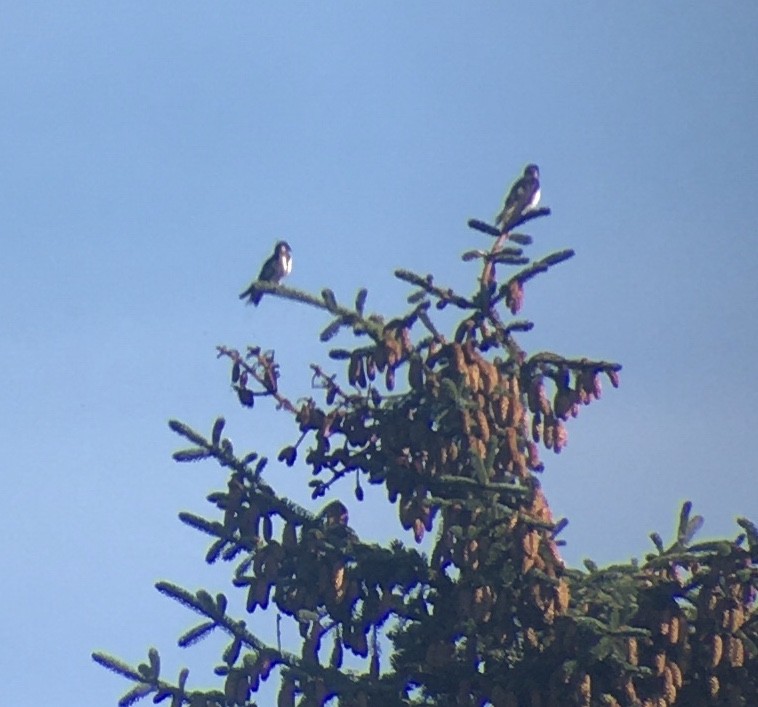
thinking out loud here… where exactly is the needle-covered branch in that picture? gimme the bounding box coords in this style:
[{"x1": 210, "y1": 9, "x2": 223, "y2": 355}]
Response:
[
  {"x1": 394, "y1": 269, "x2": 475, "y2": 310},
  {"x1": 249, "y1": 281, "x2": 386, "y2": 342}
]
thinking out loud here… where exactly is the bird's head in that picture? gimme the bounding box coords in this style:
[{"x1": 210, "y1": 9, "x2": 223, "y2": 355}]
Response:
[
  {"x1": 524, "y1": 164, "x2": 540, "y2": 179},
  {"x1": 275, "y1": 241, "x2": 292, "y2": 256}
]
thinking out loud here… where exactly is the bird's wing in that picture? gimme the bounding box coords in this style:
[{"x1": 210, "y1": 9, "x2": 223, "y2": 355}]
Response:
[
  {"x1": 507, "y1": 177, "x2": 533, "y2": 210},
  {"x1": 257, "y1": 255, "x2": 278, "y2": 282},
  {"x1": 496, "y1": 177, "x2": 537, "y2": 228}
]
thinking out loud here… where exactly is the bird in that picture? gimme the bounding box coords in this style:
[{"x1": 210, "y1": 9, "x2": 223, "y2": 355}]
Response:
[
  {"x1": 495, "y1": 164, "x2": 541, "y2": 232},
  {"x1": 239, "y1": 240, "x2": 293, "y2": 305}
]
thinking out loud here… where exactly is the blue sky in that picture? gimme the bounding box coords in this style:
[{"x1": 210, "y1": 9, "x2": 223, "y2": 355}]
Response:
[{"x1": 2, "y1": 4, "x2": 757, "y2": 704}]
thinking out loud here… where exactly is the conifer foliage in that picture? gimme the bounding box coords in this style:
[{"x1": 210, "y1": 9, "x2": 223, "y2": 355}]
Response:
[{"x1": 94, "y1": 201, "x2": 758, "y2": 706}]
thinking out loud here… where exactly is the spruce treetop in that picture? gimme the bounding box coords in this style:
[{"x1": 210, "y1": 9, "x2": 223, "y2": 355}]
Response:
[{"x1": 94, "y1": 182, "x2": 758, "y2": 707}]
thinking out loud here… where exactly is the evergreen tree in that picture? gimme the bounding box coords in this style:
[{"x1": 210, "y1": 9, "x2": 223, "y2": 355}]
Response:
[{"x1": 94, "y1": 196, "x2": 758, "y2": 706}]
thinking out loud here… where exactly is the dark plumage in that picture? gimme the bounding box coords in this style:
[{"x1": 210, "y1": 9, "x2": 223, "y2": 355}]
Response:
[
  {"x1": 495, "y1": 164, "x2": 541, "y2": 232},
  {"x1": 239, "y1": 241, "x2": 293, "y2": 306}
]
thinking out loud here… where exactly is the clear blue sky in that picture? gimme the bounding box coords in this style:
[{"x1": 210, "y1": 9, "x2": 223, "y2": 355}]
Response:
[{"x1": 2, "y1": 4, "x2": 757, "y2": 704}]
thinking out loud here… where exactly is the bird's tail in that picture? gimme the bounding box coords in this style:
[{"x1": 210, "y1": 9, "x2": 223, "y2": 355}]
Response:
[
  {"x1": 239, "y1": 286, "x2": 262, "y2": 306},
  {"x1": 495, "y1": 206, "x2": 512, "y2": 231}
]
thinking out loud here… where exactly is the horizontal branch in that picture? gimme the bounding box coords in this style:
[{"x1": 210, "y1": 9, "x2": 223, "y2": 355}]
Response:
[
  {"x1": 526, "y1": 352, "x2": 622, "y2": 373},
  {"x1": 507, "y1": 249, "x2": 575, "y2": 285},
  {"x1": 249, "y1": 282, "x2": 384, "y2": 340},
  {"x1": 467, "y1": 207, "x2": 551, "y2": 237},
  {"x1": 394, "y1": 269, "x2": 474, "y2": 310}
]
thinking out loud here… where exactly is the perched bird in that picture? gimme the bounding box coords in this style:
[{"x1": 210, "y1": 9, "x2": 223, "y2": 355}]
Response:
[
  {"x1": 239, "y1": 240, "x2": 293, "y2": 305},
  {"x1": 495, "y1": 164, "x2": 541, "y2": 232}
]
